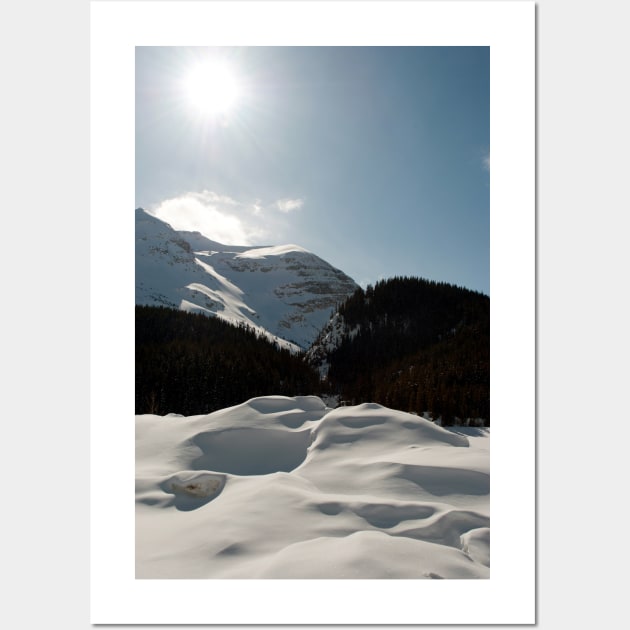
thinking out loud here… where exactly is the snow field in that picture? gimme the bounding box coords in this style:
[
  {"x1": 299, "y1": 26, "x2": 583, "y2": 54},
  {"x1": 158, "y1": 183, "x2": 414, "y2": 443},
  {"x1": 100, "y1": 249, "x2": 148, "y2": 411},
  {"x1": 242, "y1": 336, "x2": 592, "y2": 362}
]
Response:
[{"x1": 136, "y1": 395, "x2": 489, "y2": 578}]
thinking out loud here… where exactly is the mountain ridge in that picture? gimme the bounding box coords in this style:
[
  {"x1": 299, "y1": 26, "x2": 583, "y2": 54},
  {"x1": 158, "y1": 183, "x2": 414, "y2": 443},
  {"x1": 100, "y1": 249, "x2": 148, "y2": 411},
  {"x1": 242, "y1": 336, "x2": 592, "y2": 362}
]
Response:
[{"x1": 135, "y1": 208, "x2": 359, "y2": 351}]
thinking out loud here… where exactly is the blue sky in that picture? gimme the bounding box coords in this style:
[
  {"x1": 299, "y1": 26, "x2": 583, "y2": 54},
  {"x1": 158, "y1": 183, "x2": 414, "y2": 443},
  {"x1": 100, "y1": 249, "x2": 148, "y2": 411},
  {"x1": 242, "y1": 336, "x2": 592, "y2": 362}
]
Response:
[{"x1": 136, "y1": 46, "x2": 489, "y2": 295}]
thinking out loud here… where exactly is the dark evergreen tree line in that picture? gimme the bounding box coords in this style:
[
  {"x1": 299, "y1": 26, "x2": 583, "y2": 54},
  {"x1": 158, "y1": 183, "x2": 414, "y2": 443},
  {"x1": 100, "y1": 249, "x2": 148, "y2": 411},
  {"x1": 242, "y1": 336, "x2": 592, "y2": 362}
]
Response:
[
  {"x1": 320, "y1": 277, "x2": 490, "y2": 425},
  {"x1": 136, "y1": 305, "x2": 320, "y2": 415}
]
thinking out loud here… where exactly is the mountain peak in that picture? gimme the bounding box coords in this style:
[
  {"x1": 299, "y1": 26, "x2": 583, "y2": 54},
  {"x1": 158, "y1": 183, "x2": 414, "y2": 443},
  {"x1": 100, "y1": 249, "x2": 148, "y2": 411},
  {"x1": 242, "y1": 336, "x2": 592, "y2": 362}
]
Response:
[{"x1": 136, "y1": 210, "x2": 359, "y2": 351}]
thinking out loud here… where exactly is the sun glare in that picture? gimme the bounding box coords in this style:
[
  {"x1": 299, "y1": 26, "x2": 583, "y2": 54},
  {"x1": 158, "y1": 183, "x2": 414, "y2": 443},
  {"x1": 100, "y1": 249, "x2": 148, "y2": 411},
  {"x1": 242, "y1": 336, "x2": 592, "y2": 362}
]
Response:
[{"x1": 184, "y1": 60, "x2": 240, "y2": 117}]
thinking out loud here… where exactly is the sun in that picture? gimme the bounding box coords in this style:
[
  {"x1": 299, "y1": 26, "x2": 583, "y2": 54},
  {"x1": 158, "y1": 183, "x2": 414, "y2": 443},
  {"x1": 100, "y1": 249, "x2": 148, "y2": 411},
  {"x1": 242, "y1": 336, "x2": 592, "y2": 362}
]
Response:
[{"x1": 184, "y1": 60, "x2": 240, "y2": 117}]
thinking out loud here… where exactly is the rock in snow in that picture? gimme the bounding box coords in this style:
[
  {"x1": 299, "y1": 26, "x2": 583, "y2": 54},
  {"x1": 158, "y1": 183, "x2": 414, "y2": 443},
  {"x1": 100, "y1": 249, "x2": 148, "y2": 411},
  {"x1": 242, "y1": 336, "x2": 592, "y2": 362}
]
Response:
[{"x1": 136, "y1": 396, "x2": 489, "y2": 578}]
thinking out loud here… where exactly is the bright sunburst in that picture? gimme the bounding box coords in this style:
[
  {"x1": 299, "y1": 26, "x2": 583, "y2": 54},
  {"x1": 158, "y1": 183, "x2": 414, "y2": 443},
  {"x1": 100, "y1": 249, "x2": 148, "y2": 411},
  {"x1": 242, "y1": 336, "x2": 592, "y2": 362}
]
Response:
[{"x1": 184, "y1": 60, "x2": 240, "y2": 117}]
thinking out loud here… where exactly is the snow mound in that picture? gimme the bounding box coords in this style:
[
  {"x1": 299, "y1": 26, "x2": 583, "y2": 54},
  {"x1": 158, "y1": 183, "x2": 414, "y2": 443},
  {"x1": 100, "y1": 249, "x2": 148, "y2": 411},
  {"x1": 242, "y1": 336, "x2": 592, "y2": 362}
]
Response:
[
  {"x1": 246, "y1": 394, "x2": 326, "y2": 413},
  {"x1": 136, "y1": 396, "x2": 489, "y2": 578},
  {"x1": 310, "y1": 402, "x2": 469, "y2": 451},
  {"x1": 255, "y1": 531, "x2": 488, "y2": 579},
  {"x1": 460, "y1": 527, "x2": 491, "y2": 567}
]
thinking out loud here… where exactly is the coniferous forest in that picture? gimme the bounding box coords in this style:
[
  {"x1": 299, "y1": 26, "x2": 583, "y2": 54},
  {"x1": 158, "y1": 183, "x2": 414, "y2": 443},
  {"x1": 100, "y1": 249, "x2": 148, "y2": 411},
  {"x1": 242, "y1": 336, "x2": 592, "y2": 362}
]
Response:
[
  {"x1": 136, "y1": 276, "x2": 489, "y2": 425},
  {"x1": 321, "y1": 277, "x2": 490, "y2": 425},
  {"x1": 135, "y1": 305, "x2": 320, "y2": 415}
]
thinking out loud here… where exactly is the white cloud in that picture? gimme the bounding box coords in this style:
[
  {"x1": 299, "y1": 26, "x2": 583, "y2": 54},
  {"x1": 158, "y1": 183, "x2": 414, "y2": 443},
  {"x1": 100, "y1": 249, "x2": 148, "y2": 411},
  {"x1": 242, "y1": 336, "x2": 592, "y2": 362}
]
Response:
[
  {"x1": 150, "y1": 191, "x2": 266, "y2": 245},
  {"x1": 196, "y1": 190, "x2": 239, "y2": 206},
  {"x1": 276, "y1": 198, "x2": 304, "y2": 213},
  {"x1": 148, "y1": 190, "x2": 306, "y2": 246}
]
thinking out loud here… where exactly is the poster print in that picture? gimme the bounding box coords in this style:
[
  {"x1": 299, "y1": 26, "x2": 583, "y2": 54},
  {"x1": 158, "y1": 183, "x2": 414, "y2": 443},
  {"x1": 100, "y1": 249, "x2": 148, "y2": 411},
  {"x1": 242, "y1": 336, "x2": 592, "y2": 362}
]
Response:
[{"x1": 91, "y1": 1, "x2": 534, "y2": 624}]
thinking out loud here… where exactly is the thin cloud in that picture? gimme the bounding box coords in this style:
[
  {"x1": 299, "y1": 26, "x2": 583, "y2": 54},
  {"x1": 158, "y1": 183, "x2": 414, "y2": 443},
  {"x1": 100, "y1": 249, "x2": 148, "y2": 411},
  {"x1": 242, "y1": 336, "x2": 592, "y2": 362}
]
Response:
[{"x1": 276, "y1": 198, "x2": 304, "y2": 213}]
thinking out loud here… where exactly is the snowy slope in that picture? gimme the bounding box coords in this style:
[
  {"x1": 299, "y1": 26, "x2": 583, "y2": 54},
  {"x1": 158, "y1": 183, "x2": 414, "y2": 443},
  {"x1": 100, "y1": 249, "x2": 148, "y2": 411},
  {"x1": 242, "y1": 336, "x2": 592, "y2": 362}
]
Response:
[
  {"x1": 305, "y1": 310, "x2": 356, "y2": 375},
  {"x1": 135, "y1": 208, "x2": 358, "y2": 351},
  {"x1": 136, "y1": 396, "x2": 489, "y2": 578}
]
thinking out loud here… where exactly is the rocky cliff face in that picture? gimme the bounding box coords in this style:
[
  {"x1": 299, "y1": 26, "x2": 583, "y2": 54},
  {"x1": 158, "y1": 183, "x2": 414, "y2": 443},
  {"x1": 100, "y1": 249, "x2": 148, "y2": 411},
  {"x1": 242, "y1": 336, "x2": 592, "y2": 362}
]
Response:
[{"x1": 135, "y1": 208, "x2": 359, "y2": 351}]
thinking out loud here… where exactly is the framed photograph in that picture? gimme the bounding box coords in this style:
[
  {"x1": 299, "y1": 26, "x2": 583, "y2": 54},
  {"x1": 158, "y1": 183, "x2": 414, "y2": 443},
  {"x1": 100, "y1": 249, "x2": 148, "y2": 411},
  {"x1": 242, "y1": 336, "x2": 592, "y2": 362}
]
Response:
[{"x1": 91, "y1": 1, "x2": 534, "y2": 624}]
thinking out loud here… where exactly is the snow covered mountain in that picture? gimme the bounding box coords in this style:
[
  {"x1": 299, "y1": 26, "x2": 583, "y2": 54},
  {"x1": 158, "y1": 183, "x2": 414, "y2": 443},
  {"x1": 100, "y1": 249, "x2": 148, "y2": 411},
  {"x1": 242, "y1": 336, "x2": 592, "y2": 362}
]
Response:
[{"x1": 135, "y1": 208, "x2": 359, "y2": 351}]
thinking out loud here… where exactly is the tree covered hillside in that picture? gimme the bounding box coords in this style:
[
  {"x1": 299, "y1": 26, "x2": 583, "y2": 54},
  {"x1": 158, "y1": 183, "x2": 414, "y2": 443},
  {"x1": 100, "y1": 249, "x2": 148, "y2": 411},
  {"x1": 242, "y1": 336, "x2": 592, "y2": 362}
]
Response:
[
  {"x1": 320, "y1": 277, "x2": 490, "y2": 425},
  {"x1": 135, "y1": 305, "x2": 320, "y2": 415}
]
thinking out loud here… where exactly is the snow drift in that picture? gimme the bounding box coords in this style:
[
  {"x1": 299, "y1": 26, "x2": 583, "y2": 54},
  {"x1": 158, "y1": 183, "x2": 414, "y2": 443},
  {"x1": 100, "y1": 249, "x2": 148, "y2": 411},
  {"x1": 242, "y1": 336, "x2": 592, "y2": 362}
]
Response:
[{"x1": 136, "y1": 396, "x2": 489, "y2": 578}]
